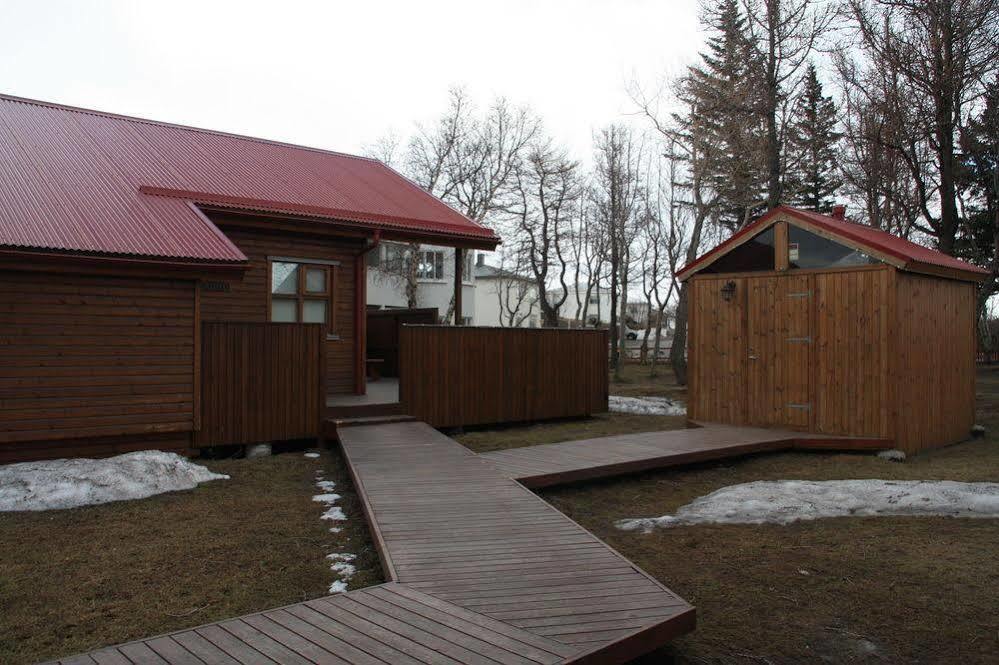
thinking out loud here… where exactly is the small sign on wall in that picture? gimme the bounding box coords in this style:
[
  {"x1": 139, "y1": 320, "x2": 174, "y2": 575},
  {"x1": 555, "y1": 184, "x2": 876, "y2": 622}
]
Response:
[{"x1": 788, "y1": 242, "x2": 800, "y2": 262}]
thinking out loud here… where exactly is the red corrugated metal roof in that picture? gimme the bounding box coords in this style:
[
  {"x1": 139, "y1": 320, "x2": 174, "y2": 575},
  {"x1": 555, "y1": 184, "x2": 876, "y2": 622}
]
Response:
[
  {"x1": 678, "y1": 205, "x2": 988, "y2": 281},
  {"x1": 0, "y1": 94, "x2": 499, "y2": 264}
]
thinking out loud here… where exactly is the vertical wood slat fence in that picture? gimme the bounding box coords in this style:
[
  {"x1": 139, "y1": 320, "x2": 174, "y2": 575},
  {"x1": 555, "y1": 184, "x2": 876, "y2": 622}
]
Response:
[
  {"x1": 195, "y1": 323, "x2": 326, "y2": 446},
  {"x1": 398, "y1": 326, "x2": 609, "y2": 428}
]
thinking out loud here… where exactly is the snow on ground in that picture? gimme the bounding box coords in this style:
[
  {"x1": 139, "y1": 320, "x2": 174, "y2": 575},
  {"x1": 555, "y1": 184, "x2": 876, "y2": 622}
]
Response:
[
  {"x1": 325, "y1": 553, "x2": 357, "y2": 594},
  {"x1": 609, "y1": 395, "x2": 686, "y2": 416},
  {"x1": 616, "y1": 480, "x2": 999, "y2": 531},
  {"x1": 0, "y1": 451, "x2": 228, "y2": 512},
  {"x1": 308, "y1": 458, "x2": 355, "y2": 593}
]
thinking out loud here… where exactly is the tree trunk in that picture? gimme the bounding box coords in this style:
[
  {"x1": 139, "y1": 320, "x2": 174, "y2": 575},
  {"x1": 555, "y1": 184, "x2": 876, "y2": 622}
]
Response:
[{"x1": 670, "y1": 282, "x2": 690, "y2": 385}]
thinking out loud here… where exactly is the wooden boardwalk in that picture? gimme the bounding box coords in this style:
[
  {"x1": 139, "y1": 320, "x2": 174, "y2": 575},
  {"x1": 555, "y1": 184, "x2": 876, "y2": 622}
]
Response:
[
  {"x1": 481, "y1": 423, "x2": 799, "y2": 488},
  {"x1": 50, "y1": 420, "x2": 884, "y2": 664}
]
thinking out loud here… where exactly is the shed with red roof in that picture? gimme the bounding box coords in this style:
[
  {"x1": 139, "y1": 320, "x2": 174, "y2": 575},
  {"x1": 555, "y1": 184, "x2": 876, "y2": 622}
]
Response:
[
  {"x1": 680, "y1": 205, "x2": 984, "y2": 453},
  {"x1": 0, "y1": 94, "x2": 499, "y2": 462}
]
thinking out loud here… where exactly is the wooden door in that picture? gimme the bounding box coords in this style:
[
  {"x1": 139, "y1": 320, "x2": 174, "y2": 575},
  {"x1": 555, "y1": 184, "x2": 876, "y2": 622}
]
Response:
[
  {"x1": 746, "y1": 276, "x2": 781, "y2": 426},
  {"x1": 746, "y1": 274, "x2": 813, "y2": 430}
]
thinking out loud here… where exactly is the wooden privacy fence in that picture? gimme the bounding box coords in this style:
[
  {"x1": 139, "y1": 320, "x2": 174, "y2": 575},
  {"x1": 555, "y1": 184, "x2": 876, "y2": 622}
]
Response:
[
  {"x1": 367, "y1": 307, "x2": 438, "y2": 377},
  {"x1": 398, "y1": 326, "x2": 609, "y2": 428},
  {"x1": 195, "y1": 322, "x2": 325, "y2": 446}
]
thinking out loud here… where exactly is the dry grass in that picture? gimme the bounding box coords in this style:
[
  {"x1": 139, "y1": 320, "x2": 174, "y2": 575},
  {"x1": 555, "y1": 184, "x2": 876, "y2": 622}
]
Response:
[
  {"x1": 610, "y1": 362, "x2": 687, "y2": 399},
  {"x1": 0, "y1": 447, "x2": 383, "y2": 665}
]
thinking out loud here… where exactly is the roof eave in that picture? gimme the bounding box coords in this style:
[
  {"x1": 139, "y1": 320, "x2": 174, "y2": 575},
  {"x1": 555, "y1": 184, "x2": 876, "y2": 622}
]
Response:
[{"x1": 0, "y1": 247, "x2": 249, "y2": 280}]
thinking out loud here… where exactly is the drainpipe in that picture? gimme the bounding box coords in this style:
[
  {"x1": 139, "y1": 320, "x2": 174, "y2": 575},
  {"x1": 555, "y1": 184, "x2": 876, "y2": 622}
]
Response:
[{"x1": 353, "y1": 231, "x2": 381, "y2": 395}]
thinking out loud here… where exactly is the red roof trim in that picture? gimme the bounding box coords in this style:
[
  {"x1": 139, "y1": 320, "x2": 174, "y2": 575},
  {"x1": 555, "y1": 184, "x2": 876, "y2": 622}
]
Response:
[
  {"x1": 678, "y1": 206, "x2": 987, "y2": 281},
  {"x1": 140, "y1": 186, "x2": 500, "y2": 244}
]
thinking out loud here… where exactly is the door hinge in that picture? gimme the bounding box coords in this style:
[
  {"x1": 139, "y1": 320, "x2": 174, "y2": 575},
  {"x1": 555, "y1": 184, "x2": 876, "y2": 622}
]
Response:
[
  {"x1": 787, "y1": 291, "x2": 811, "y2": 298},
  {"x1": 786, "y1": 336, "x2": 812, "y2": 343},
  {"x1": 787, "y1": 403, "x2": 811, "y2": 411}
]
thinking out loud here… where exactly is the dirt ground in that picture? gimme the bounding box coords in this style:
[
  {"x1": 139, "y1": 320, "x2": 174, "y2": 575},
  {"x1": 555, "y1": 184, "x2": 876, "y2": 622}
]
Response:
[{"x1": 0, "y1": 447, "x2": 383, "y2": 665}]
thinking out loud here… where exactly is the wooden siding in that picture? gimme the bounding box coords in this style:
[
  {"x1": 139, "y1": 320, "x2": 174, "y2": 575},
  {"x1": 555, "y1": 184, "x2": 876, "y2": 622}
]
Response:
[
  {"x1": 198, "y1": 218, "x2": 361, "y2": 394},
  {"x1": 0, "y1": 271, "x2": 196, "y2": 459},
  {"x1": 688, "y1": 266, "x2": 974, "y2": 451},
  {"x1": 894, "y1": 273, "x2": 976, "y2": 453},
  {"x1": 813, "y1": 268, "x2": 892, "y2": 438},
  {"x1": 195, "y1": 322, "x2": 325, "y2": 446},
  {"x1": 398, "y1": 326, "x2": 608, "y2": 428},
  {"x1": 688, "y1": 277, "x2": 747, "y2": 424}
]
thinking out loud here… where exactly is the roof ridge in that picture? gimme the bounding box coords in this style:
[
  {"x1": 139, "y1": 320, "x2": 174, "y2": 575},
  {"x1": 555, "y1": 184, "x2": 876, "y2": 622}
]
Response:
[{"x1": 0, "y1": 92, "x2": 382, "y2": 165}]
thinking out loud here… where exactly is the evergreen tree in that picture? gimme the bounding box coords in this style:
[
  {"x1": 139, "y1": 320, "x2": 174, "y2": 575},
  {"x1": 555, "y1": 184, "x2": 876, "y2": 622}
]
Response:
[
  {"x1": 786, "y1": 64, "x2": 842, "y2": 212},
  {"x1": 680, "y1": 0, "x2": 767, "y2": 231},
  {"x1": 957, "y1": 74, "x2": 999, "y2": 344}
]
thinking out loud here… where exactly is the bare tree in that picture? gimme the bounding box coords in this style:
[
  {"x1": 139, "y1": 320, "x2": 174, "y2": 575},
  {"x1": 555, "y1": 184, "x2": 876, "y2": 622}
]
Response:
[
  {"x1": 592, "y1": 125, "x2": 644, "y2": 378},
  {"x1": 505, "y1": 138, "x2": 581, "y2": 327},
  {"x1": 842, "y1": 0, "x2": 999, "y2": 253},
  {"x1": 395, "y1": 88, "x2": 539, "y2": 322},
  {"x1": 493, "y1": 248, "x2": 539, "y2": 327}
]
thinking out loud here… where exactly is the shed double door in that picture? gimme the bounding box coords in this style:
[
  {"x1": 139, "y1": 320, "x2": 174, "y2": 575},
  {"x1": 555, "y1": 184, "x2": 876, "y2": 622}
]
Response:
[{"x1": 745, "y1": 274, "x2": 813, "y2": 430}]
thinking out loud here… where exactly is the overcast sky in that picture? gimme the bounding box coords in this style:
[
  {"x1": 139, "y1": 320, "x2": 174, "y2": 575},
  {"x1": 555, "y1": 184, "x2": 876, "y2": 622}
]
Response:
[{"x1": 0, "y1": 0, "x2": 702, "y2": 162}]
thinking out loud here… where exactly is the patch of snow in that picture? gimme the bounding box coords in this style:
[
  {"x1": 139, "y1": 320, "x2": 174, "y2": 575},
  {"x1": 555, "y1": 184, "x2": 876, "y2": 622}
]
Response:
[
  {"x1": 327, "y1": 552, "x2": 357, "y2": 580},
  {"x1": 303, "y1": 452, "x2": 320, "y2": 459},
  {"x1": 609, "y1": 395, "x2": 686, "y2": 416},
  {"x1": 312, "y1": 473, "x2": 355, "y2": 593},
  {"x1": 245, "y1": 443, "x2": 272, "y2": 459},
  {"x1": 321, "y1": 506, "x2": 347, "y2": 522},
  {"x1": 616, "y1": 480, "x2": 999, "y2": 531},
  {"x1": 0, "y1": 451, "x2": 228, "y2": 512},
  {"x1": 877, "y1": 449, "x2": 907, "y2": 462}
]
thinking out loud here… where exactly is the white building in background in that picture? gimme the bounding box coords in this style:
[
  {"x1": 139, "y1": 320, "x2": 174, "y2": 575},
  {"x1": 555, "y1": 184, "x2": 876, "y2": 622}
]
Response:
[
  {"x1": 366, "y1": 242, "x2": 474, "y2": 323},
  {"x1": 550, "y1": 283, "x2": 615, "y2": 327},
  {"x1": 473, "y1": 254, "x2": 540, "y2": 328}
]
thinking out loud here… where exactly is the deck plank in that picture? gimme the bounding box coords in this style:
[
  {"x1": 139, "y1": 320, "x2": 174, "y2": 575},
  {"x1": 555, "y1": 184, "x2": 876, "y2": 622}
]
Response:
[{"x1": 56, "y1": 419, "x2": 860, "y2": 664}]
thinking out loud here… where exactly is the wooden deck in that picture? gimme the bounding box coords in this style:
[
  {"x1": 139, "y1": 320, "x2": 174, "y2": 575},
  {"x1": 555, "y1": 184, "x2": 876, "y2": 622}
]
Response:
[
  {"x1": 480, "y1": 422, "x2": 886, "y2": 488},
  {"x1": 50, "y1": 420, "x2": 886, "y2": 664}
]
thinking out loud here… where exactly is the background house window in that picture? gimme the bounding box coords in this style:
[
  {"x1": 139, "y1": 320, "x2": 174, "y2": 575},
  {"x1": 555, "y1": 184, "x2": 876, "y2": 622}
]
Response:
[
  {"x1": 417, "y1": 250, "x2": 445, "y2": 279},
  {"x1": 270, "y1": 260, "x2": 335, "y2": 326},
  {"x1": 463, "y1": 250, "x2": 473, "y2": 280}
]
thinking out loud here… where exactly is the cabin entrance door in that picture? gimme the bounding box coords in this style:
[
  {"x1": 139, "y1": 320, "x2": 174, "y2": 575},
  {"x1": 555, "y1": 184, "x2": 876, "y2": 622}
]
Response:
[{"x1": 746, "y1": 274, "x2": 813, "y2": 430}]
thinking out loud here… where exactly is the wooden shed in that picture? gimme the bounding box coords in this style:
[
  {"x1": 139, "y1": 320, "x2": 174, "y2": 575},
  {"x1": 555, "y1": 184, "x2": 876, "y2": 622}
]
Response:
[{"x1": 678, "y1": 206, "x2": 987, "y2": 454}]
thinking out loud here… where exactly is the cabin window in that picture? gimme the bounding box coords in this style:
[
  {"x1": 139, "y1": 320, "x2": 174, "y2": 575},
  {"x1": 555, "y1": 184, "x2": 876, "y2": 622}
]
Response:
[
  {"x1": 788, "y1": 226, "x2": 880, "y2": 269},
  {"x1": 701, "y1": 227, "x2": 775, "y2": 274},
  {"x1": 269, "y1": 260, "x2": 336, "y2": 327},
  {"x1": 417, "y1": 250, "x2": 445, "y2": 280}
]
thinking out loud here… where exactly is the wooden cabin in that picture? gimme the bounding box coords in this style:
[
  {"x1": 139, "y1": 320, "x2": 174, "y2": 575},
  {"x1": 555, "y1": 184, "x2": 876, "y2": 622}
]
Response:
[
  {"x1": 0, "y1": 94, "x2": 499, "y2": 463},
  {"x1": 678, "y1": 205, "x2": 987, "y2": 454}
]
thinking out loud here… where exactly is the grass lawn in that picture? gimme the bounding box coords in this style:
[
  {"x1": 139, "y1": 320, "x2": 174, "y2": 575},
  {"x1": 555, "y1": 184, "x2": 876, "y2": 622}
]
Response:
[{"x1": 0, "y1": 447, "x2": 383, "y2": 665}]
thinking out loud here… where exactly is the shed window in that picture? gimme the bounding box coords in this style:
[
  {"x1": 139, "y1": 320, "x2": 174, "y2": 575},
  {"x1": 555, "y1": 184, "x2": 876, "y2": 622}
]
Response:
[
  {"x1": 702, "y1": 227, "x2": 775, "y2": 274},
  {"x1": 269, "y1": 260, "x2": 336, "y2": 327},
  {"x1": 788, "y1": 227, "x2": 880, "y2": 269}
]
